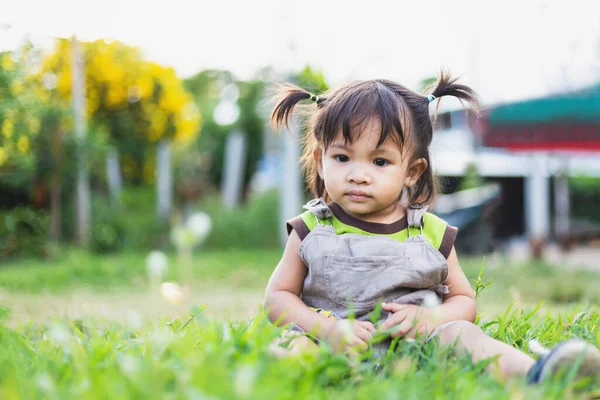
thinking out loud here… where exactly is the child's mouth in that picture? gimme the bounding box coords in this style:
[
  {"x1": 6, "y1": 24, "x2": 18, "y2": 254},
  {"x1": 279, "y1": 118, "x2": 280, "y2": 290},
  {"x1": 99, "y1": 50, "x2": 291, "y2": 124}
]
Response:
[{"x1": 346, "y1": 191, "x2": 371, "y2": 202}]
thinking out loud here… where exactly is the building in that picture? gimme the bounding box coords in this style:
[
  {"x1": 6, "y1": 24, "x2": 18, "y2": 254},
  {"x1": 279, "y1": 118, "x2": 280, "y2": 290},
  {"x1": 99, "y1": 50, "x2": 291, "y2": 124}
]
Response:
[{"x1": 430, "y1": 83, "x2": 600, "y2": 255}]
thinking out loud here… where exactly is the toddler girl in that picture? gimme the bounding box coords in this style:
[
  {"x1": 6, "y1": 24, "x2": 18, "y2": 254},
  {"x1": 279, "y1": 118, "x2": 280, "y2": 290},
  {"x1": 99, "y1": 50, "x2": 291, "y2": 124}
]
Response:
[{"x1": 264, "y1": 73, "x2": 600, "y2": 383}]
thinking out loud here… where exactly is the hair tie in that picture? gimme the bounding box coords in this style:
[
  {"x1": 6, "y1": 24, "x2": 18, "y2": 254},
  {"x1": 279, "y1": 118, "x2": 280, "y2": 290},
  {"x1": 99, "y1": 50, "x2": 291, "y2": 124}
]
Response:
[
  {"x1": 427, "y1": 94, "x2": 436, "y2": 103},
  {"x1": 309, "y1": 94, "x2": 320, "y2": 103}
]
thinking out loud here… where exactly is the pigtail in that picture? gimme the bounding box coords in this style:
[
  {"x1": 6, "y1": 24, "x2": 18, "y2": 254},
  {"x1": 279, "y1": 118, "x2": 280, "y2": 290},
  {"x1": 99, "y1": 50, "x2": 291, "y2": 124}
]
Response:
[
  {"x1": 270, "y1": 84, "x2": 321, "y2": 131},
  {"x1": 270, "y1": 84, "x2": 327, "y2": 200},
  {"x1": 427, "y1": 70, "x2": 481, "y2": 115},
  {"x1": 408, "y1": 72, "x2": 481, "y2": 208}
]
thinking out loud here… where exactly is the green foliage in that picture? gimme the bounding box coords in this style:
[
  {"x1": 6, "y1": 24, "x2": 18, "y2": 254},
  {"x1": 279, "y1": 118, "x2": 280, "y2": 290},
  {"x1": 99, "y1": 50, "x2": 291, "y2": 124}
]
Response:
[
  {"x1": 117, "y1": 186, "x2": 168, "y2": 250},
  {"x1": 198, "y1": 190, "x2": 281, "y2": 250},
  {"x1": 569, "y1": 175, "x2": 600, "y2": 191},
  {"x1": 183, "y1": 70, "x2": 265, "y2": 193},
  {"x1": 88, "y1": 197, "x2": 126, "y2": 254},
  {"x1": 295, "y1": 65, "x2": 328, "y2": 94},
  {"x1": 418, "y1": 76, "x2": 438, "y2": 93},
  {"x1": 459, "y1": 163, "x2": 484, "y2": 191},
  {"x1": 0, "y1": 46, "x2": 46, "y2": 191},
  {"x1": 0, "y1": 207, "x2": 49, "y2": 259},
  {"x1": 569, "y1": 175, "x2": 600, "y2": 223},
  {"x1": 83, "y1": 187, "x2": 167, "y2": 254}
]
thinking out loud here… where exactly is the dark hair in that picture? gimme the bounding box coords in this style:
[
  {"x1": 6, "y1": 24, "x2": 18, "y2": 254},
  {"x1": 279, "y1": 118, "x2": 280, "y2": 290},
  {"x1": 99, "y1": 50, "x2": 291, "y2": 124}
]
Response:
[{"x1": 271, "y1": 71, "x2": 480, "y2": 207}]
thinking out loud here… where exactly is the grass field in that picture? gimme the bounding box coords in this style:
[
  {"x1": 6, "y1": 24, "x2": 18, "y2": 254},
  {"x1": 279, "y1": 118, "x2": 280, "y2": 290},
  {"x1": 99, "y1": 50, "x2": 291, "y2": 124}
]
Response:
[{"x1": 1, "y1": 248, "x2": 599, "y2": 398}]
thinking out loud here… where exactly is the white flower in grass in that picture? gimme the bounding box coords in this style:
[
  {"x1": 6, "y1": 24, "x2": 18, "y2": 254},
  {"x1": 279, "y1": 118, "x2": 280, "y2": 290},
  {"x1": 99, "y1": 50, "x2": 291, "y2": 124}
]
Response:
[
  {"x1": 170, "y1": 225, "x2": 196, "y2": 251},
  {"x1": 126, "y1": 311, "x2": 144, "y2": 331},
  {"x1": 186, "y1": 212, "x2": 212, "y2": 244},
  {"x1": 148, "y1": 326, "x2": 174, "y2": 358},
  {"x1": 221, "y1": 321, "x2": 232, "y2": 342},
  {"x1": 186, "y1": 388, "x2": 219, "y2": 400},
  {"x1": 161, "y1": 282, "x2": 185, "y2": 305},
  {"x1": 76, "y1": 379, "x2": 90, "y2": 392},
  {"x1": 234, "y1": 364, "x2": 257, "y2": 397},
  {"x1": 146, "y1": 250, "x2": 168, "y2": 283},
  {"x1": 119, "y1": 354, "x2": 139, "y2": 376},
  {"x1": 48, "y1": 324, "x2": 70, "y2": 347},
  {"x1": 37, "y1": 373, "x2": 54, "y2": 392},
  {"x1": 171, "y1": 212, "x2": 213, "y2": 250}
]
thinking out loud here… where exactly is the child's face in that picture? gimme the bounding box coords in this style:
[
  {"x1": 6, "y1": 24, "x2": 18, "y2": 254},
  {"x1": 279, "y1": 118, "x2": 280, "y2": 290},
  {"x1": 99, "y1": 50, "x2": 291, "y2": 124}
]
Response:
[{"x1": 316, "y1": 119, "x2": 425, "y2": 221}]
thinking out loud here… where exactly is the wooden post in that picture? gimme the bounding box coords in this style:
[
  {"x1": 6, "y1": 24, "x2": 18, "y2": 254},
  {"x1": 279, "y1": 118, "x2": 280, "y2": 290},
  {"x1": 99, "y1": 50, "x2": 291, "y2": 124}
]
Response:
[
  {"x1": 279, "y1": 124, "x2": 302, "y2": 246},
  {"x1": 49, "y1": 126, "x2": 63, "y2": 241},
  {"x1": 525, "y1": 153, "x2": 550, "y2": 259},
  {"x1": 106, "y1": 148, "x2": 122, "y2": 208},
  {"x1": 222, "y1": 130, "x2": 247, "y2": 209},
  {"x1": 554, "y1": 157, "x2": 571, "y2": 250},
  {"x1": 156, "y1": 140, "x2": 172, "y2": 221},
  {"x1": 71, "y1": 36, "x2": 91, "y2": 245}
]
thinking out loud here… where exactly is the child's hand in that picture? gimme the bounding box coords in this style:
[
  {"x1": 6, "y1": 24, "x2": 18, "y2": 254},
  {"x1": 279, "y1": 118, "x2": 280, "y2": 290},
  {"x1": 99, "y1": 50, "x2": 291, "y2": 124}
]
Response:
[
  {"x1": 378, "y1": 303, "x2": 439, "y2": 339},
  {"x1": 324, "y1": 319, "x2": 375, "y2": 354}
]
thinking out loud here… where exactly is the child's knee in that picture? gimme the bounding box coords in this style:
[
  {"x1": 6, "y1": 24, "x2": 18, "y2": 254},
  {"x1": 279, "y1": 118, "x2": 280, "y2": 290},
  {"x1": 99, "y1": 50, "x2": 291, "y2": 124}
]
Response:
[{"x1": 437, "y1": 320, "x2": 482, "y2": 343}]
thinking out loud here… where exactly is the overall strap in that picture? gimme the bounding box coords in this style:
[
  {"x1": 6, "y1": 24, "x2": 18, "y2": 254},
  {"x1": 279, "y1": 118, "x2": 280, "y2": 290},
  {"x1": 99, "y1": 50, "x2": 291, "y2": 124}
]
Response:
[
  {"x1": 303, "y1": 198, "x2": 333, "y2": 225},
  {"x1": 406, "y1": 205, "x2": 428, "y2": 237}
]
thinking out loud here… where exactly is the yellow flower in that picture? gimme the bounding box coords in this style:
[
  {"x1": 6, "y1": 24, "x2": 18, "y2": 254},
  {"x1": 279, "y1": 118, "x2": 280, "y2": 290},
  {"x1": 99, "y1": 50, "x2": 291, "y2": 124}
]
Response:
[
  {"x1": 136, "y1": 75, "x2": 154, "y2": 98},
  {"x1": 17, "y1": 136, "x2": 30, "y2": 153},
  {"x1": 106, "y1": 86, "x2": 126, "y2": 108},
  {"x1": 11, "y1": 81, "x2": 24, "y2": 95},
  {"x1": 37, "y1": 38, "x2": 202, "y2": 152},
  {"x1": 1, "y1": 54, "x2": 14, "y2": 70},
  {"x1": 149, "y1": 111, "x2": 167, "y2": 142},
  {"x1": 2, "y1": 119, "x2": 14, "y2": 138}
]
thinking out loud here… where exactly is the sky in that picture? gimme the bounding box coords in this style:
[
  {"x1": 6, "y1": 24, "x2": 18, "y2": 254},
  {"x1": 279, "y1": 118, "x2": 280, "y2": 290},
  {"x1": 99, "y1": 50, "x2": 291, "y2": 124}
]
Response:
[{"x1": 2, "y1": 0, "x2": 599, "y2": 107}]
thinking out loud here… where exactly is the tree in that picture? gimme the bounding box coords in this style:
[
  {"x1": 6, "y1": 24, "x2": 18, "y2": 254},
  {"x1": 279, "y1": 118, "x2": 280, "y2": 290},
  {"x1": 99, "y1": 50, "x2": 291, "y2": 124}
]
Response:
[
  {"x1": 0, "y1": 48, "x2": 43, "y2": 194},
  {"x1": 295, "y1": 65, "x2": 328, "y2": 94},
  {"x1": 39, "y1": 39, "x2": 201, "y2": 185}
]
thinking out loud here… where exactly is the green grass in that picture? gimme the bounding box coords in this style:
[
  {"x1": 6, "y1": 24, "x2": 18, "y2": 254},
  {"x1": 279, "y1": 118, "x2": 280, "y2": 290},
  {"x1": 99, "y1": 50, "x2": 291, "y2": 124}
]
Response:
[
  {"x1": 0, "y1": 247, "x2": 281, "y2": 293},
  {"x1": 1, "y1": 249, "x2": 600, "y2": 398},
  {"x1": 0, "y1": 303, "x2": 599, "y2": 398},
  {"x1": 1, "y1": 248, "x2": 600, "y2": 309}
]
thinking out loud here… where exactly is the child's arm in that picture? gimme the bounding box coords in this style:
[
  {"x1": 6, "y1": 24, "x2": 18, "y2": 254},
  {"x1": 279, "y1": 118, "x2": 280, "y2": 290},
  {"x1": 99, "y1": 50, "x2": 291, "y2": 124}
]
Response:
[
  {"x1": 437, "y1": 246, "x2": 477, "y2": 323},
  {"x1": 263, "y1": 230, "x2": 336, "y2": 339}
]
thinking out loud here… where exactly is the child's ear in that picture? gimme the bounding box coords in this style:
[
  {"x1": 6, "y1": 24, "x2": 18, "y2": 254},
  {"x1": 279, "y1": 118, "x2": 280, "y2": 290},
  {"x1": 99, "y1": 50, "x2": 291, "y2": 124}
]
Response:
[
  {"x1": 404, "y1": 158, "x2": 428, "y2": 188},
  {"x1": 313, "y1": 148, "x2": 324, "y2": 178}
]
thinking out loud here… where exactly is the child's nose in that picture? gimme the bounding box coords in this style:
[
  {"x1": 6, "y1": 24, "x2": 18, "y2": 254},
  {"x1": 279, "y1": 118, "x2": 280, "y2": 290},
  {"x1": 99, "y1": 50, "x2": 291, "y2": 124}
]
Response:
[{"x1": 347, "y1": 169, "x2": 371, "y2": 184}]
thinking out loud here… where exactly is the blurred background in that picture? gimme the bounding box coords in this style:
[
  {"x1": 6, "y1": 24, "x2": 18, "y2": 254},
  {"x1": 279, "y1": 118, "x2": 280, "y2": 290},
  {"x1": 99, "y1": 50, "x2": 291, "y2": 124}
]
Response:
[{"x1": 0, "y1": 0, "x2": 599, "y2": 325}]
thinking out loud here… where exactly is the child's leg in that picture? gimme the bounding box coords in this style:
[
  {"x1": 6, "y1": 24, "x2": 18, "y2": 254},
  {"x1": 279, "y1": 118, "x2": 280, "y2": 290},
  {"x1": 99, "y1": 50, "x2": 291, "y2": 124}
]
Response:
[
  {"x1": 435, "y1": 320, "x2": 535, "y2": 379},
  {"x1": 269, "y1": 330, "x2": 319, "y2": 358}
]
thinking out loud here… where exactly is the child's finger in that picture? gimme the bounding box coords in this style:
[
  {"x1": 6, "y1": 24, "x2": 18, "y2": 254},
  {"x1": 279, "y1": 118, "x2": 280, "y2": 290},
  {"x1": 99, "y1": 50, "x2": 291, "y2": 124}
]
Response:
[
  {"x1": 354, "y1": 326, "x2": 373, "y2": 343},
  {"x1": 343, "y1": 334, "x2": 368, "y2": 352},
  {"x1": 391, "y1": 319, "x2": 414, "y2": 338},
  {"x1": 381, "y1": 302, "x2": 409, "y2": 313},
  {"x1": 380, "y1": 310, "x2": 408, "y2": 331},
  {"x1": 357, "y1": 320, "x2": 376, "y2": 332}
]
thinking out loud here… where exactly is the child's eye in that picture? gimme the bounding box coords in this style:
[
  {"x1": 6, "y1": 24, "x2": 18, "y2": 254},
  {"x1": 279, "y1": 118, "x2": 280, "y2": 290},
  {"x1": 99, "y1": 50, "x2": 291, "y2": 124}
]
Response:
[
  {"x1": 335, "y1": 155, "x2": 349, "y2": 163},
  {"x1": 374, "y1": 158, "x2": 388, "y2": 167}
]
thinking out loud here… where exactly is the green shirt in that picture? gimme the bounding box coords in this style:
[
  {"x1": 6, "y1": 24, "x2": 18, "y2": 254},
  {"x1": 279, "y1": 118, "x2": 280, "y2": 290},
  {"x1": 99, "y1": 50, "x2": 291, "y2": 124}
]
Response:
[{"x1": 287, "y1": 202, "x2": 457, "y2": 259}]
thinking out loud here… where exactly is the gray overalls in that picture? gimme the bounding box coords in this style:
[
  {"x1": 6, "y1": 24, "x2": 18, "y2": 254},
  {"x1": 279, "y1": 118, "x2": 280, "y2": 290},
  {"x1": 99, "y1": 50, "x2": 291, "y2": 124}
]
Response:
[{"x1": 294, "y1": 198, "x2": 452, "y2": 353}]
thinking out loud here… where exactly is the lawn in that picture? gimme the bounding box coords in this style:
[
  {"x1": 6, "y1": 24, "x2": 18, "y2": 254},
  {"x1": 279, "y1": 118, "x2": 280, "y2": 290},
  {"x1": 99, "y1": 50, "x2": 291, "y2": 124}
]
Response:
[{"x1": 0, "y1": 248, "x2": 599, "y2": 398}]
